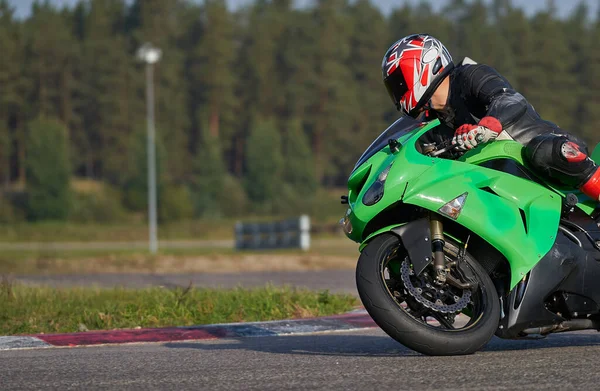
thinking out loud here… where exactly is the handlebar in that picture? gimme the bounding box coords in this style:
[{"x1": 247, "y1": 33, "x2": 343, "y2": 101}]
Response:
[{"x1": 430, "y1": 144, "x2": 458, "y2": 157}]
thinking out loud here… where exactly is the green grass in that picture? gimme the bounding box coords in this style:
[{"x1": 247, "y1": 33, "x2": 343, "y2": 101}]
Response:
[
  {"x1": 0, "y1": 281, "x2": 359, "y2": 335},
  {"x1": 0, "y1": 239, "x2": 355, "y2": 259},
  {"x1": 0, "y1": 220, "x2": 238, "y2": 242}
]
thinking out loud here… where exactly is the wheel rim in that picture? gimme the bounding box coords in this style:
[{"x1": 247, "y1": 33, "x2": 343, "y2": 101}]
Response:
[{"x1": 379, "y1": 243, "x2": 489, "y2": 332}]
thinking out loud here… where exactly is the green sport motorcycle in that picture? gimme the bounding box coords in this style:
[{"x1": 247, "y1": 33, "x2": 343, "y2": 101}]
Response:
[{"x1": 341, "y1": 116, "x2": 600, "y2": 356}]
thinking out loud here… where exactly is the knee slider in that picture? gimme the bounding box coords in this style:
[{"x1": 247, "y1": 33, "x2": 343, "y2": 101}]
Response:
[{"x1": 526, "y1": 134, "x2": 596, "y2": 188}]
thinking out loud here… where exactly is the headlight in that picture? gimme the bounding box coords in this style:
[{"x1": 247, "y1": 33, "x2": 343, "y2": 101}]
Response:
[
  {"x1": 339, "y1": 208, "x2": 353, "y2": 235},
  {"x1": 362, "y1": 163, "x2": 393, "y2": 206}
]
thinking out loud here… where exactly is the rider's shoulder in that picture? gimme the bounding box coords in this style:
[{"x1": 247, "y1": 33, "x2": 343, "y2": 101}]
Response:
[
  {"x1": 456, "y1": 58, "x2": 502, "y2": 78},
  {"x1": 458, "y1": 57, "x2": 478, "y2": 66}
]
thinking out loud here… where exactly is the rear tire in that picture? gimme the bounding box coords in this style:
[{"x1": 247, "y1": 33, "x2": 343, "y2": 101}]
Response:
[{"x1": 356, "y1": 233, "x2": 500, "y2": 356}]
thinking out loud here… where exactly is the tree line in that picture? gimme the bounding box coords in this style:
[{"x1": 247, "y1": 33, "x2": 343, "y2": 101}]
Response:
[{"x1": 0, "y1": 0, "x2": 598, "y2": 222}]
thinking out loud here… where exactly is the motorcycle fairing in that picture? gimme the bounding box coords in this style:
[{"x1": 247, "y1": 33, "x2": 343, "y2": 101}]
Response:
[
  {"x1": 347, "y1": 121, "x2": 563, "y2": 289},
  {"x1": 402, "y1": 143, "x2": 562, "y2": 289},
  {"x1": 497, "y1": 232, "x2": 600, "y2": 338}
]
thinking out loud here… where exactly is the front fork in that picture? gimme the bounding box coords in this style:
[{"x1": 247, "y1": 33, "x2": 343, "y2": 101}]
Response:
[
  {"x1": 429, "y1": 212, "x2": 474, "y2": 290},
  {"x1": 430, "y1": 213, "x2": 447, "y2": 283}
]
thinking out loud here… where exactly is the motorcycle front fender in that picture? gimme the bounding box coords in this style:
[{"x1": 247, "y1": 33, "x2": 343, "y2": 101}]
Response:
[{"x1": 359, "y1": 219, "x2": 433, "y2": 276}]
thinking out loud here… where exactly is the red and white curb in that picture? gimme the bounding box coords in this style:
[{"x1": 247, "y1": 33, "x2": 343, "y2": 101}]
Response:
[
  {"x1": 0, "y1": 310, "x2": 377, "y2": 351},
  {"x1": 0, "y1": 336, "x2": 53, "y2": 350}
]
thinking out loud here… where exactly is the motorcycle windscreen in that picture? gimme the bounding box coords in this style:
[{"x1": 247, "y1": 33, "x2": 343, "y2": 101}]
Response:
[{"x1": 352, "y1": 116, "x2": 423, "y2": 173}]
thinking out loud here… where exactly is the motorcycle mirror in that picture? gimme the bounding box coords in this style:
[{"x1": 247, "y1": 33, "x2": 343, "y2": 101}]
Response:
[{"x1": 388, "y1": 139, "x2": 400, "y2": 153}]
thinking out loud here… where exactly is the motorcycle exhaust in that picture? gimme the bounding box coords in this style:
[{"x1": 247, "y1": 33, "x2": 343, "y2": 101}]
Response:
[{"x1": 522, "y1": 318, "x2": 600, "y2": 336}]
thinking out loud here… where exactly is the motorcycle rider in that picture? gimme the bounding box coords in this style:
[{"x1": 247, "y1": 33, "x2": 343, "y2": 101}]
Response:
[{"x1": 381, "y1": 33, "x2": 600, "y2": 201}]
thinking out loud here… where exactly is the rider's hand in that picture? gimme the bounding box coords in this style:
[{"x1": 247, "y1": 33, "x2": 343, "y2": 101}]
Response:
[{"x1": 452, "y1": 117, "x2": 502, "y2": 150}]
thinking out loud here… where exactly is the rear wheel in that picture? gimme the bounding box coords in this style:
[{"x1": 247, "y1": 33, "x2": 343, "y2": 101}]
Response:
[{"x1": 356, "y1": 233, "x2": 500, "y2": 356}]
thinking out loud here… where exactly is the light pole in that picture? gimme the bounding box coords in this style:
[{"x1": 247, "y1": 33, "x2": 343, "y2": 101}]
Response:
[{"x1": 136, "y1": 43, "x2": 162, "y2": 254}]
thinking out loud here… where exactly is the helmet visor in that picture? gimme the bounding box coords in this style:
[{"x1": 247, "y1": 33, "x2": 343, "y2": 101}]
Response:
[{"x1": 384, "y1": 71, "x2": 409, "y2": 113}]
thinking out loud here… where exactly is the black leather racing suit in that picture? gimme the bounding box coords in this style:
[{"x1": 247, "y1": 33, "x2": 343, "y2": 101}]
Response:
[{"x1": 427, "y1": 58, "x2": 598, "y2": 188}]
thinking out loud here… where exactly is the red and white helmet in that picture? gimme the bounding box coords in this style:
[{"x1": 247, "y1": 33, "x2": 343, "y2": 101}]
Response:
[{"x1": 382, "y1": 34, "x2": 454, "y2": 117}]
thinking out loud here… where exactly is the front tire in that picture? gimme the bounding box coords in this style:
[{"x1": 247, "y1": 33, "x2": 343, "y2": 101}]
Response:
[{"x1": 356, "y1": 233, "x2": 500, "y2": 356}]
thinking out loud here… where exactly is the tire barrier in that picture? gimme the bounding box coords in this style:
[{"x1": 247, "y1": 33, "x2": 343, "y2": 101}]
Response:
[{"x1": 235, "y1": 215, "x2": 310, "y2": 251}]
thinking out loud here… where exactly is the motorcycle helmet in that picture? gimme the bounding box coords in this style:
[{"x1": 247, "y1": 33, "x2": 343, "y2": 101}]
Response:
[{"x1": 382, "y1": 34, "x2": 454, "y2": 117}]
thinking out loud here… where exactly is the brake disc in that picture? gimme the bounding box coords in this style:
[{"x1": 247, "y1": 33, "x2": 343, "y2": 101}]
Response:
[{"x1": 400, "y1": 259, "x2": 471, "y2": 314}]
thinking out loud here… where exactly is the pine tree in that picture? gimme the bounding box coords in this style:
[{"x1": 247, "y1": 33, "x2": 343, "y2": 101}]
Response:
[
  {"x1": 498, "y1": 7, "x2": 537, "y2": 95},
  {"x1": 189, "y1": 0, "x2": 236, "y2": 139},
  {"x1": 579, "y1": 9, "x2": 600, "y2": 145},
  {"x1": 230, "y1": 1, "x2": 295, "y2": 178},
  {"x1": 79, "y1": 0, "x2": 140, "y2": 182},
  {"x1": 348, "y1": 0, "x2": 391, "y2": 153},
  {"x1": 24, "y1": 3, "x2": 78, "y2": 125},
  {"x1": 0, "y1": 1, "x2": 22, "y2": 187},
  {"x1": 563, "y1": 2, "x2": 592, "y2": 141},
  {"x1": 491, "y1": 0, "x2": 512, "y2": 21},
  {"x1": 245, "y1": 118, "x2": 283, "y2": 208},
  {"x1": 190, "y1": 126, "x2": 227, "y2": 217},
  {"x1": 447, "y1": 1, "x2": 516, "y2": 77},
  {"x1": 310, "y1": 0, "x2": 359, "y2": 184},
  {"x1": 242, "y1": 1, "x2": 290, "y2": 119},
  {"x1": 274, "y1": 5, "x2": 319, "y2": 189},
  {"x1": 278, "y1": 8, "x2": 318, "y2": 120},
  {"x1": 185, "y1": 0, "x2": 237, "y2": 179},
  {"x1": 528, "y1": 7, "x2": 578, "y2": 131},
  {"x1": 122, "y1": 125, "x2": 194, "y2": 222},
  {"x1": 3, "y1": 0, "x2": 598, "y2": 217},
  {"x1": 485, "y1": 0, "x2": 518, "y2": 80},
  {"x1": 18, "y1": 3, "x2": 75, "y2": 184},
  {"x1": 283, "y1": 119, "x2": 317, "y2": 197},
  {"x1": 25, "y1": 117, "x2": 71, "y2": 221},
  {"x1": 414, "y1": 2, "x2": 455, "y2": 44},
  {"x1": 388, "y1": 4, "x2": 418, "y2": 43},
  {"x1": 122, "y1": 126, "x2": 167, "y2": 214}
]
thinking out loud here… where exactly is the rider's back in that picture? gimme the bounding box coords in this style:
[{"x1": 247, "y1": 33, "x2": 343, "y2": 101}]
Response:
[{"x1": 431, "y1": 58, "x2": 567, "y2": 147}]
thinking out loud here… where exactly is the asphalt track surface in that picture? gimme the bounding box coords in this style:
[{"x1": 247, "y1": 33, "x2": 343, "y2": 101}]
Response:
[
  {"x1": 9, "y1": 255, "x2": 600, "y2": 389},
  {"x1": 2, "y1": 328, "x2": 600, "y2": 390}
]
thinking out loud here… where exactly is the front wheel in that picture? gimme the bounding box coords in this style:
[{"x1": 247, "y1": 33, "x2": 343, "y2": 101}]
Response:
[{"x1": 356, "y1": 233, "x2": 500, "y2": 356}]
